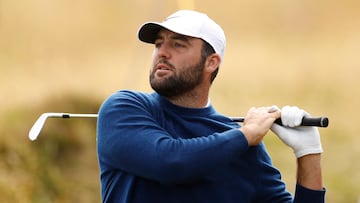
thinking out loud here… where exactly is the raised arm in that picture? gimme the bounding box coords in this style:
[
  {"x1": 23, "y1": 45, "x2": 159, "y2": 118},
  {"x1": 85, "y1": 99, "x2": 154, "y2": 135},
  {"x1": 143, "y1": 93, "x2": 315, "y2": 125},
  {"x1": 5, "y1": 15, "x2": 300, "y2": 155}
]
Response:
[
  {"x1": 271, "y1": 106, "x2": 325, "y2": 202},
  {"x1": 97, "y1": 91, "x2": 249, "y2": 184}
]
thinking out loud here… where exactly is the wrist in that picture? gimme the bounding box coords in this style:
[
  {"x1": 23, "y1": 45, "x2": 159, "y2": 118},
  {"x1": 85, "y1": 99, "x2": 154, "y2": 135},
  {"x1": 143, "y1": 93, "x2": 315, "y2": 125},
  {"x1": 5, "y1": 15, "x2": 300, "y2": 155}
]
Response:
[
  {"x1": 239, "y1": 126, "x2": 253, "y2": 146},
  {"x1": 239, "y1": 125, "x2": 265, "y2": 146},
  {"x1": 297, "y1": 154, "x2": 323, "y2": 190}
]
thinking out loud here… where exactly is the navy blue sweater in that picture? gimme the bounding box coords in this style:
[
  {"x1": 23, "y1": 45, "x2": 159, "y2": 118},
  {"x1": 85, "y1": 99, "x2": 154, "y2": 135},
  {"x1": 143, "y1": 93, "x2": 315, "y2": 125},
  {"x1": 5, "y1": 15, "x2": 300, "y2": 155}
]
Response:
[{"x1": 97, "y1": 90, "x2": 325, "y2": 203}]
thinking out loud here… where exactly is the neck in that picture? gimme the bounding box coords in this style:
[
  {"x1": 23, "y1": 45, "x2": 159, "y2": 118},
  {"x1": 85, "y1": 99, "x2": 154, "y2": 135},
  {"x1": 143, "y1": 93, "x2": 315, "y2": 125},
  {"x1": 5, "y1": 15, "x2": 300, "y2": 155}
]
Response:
[{"x1": 165, "y1": 87, "x2": 210, "y2": 108}]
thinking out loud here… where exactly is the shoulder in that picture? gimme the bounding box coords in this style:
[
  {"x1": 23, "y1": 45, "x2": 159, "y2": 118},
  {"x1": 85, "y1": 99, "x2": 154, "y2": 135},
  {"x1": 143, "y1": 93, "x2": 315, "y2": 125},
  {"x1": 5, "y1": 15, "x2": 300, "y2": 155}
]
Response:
[
  {"x1": 103, "y1": 90, "x2": 155, "y2": 106},
  {"x1": 98, "y1": 90, "x2": 164, "y2": 128},
  {"x1": 99, "y1": 90, "x2": 160, "y2": 115},
  {"x1": 107, "y1": 90, "x2": 151, "y2": 100}
]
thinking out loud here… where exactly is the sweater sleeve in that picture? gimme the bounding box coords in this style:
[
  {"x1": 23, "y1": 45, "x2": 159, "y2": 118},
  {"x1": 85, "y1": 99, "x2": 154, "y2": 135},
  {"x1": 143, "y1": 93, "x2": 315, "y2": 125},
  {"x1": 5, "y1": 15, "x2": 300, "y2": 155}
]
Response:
[
  {"x1": 97, "y1": 91, "x2": 249, "y2": 184},
  {"x1": 294, "y1": 184, "x2": 326, "y2": 203}
]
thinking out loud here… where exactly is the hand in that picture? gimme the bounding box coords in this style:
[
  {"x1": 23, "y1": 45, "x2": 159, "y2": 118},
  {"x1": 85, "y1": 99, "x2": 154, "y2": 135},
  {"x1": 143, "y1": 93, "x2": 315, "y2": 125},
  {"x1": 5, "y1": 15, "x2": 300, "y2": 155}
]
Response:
[
  {"x1": 271, "y1": 106, "x2": 323, "y2": 158},
  {"x1": 240, "y1": 106, "x2": 280, "y2": 146}
]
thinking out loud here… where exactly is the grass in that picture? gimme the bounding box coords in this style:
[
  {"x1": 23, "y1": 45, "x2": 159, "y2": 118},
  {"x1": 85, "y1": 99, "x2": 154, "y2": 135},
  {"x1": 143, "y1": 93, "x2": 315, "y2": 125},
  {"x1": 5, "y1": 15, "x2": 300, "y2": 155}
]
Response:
[{"x1": 0, "y1": 95, "x2": 101, "y2": 202}]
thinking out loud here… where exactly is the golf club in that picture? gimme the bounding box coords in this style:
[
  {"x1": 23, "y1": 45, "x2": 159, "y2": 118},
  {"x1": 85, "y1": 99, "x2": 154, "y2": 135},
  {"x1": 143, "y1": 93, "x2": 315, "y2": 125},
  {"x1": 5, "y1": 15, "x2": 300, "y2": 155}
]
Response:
[
  {"x1": 29, "y1": 112, "x2": 329, "y2": 141},
  {"x1": 28, "y1": 113, "x2": 98, "y2": 141}
]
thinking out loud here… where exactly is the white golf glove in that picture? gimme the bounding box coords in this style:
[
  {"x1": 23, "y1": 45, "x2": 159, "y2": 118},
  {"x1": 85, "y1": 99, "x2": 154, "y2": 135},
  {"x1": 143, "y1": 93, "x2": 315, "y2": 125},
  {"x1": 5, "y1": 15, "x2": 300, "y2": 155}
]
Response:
[{"x1": 271, "y1": 106, "x2": 323, "y2": 158}]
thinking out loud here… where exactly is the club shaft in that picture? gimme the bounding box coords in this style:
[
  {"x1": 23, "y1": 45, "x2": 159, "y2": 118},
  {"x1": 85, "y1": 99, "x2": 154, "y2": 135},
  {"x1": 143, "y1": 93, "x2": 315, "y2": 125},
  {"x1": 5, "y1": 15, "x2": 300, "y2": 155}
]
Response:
[
  {"x1": 61, "y1": 113, "x2": 98, "y2": 118},
  {"x1": 59, "y1": 113, "x2": 328, "y2": 127}
]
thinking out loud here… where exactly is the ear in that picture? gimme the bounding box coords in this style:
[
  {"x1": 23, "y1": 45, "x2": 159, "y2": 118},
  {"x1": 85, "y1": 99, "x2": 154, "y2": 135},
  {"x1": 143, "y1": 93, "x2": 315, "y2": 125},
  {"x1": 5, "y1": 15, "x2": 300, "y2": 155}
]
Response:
[{"x1": 205, "y1": 53, "x2": 221, "y2": 73}]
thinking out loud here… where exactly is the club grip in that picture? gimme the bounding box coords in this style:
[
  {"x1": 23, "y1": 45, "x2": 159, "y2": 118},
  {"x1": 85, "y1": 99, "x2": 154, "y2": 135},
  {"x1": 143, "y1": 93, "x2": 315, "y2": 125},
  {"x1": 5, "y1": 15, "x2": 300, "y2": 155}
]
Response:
[
  {"x1": 275, "y1": 116, "x2": 329, "y2": 127},
  {"x1": 231, "y1": 116, "x2": 329, "y2": 128}
]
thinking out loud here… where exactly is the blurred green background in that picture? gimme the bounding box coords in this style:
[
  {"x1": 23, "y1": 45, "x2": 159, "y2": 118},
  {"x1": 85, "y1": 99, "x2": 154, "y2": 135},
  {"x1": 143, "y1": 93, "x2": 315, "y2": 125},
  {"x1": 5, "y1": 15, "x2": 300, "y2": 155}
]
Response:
[{"x1": 1, "y1": 0, "x2": 359, "y2": 202}]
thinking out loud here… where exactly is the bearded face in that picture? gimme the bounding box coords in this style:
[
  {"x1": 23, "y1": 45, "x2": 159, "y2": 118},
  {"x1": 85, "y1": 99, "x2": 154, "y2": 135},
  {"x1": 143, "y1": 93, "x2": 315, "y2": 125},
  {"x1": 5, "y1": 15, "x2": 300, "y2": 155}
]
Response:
[{"x1": 150, "y1": 57, "x2": 206, "y2": 98}]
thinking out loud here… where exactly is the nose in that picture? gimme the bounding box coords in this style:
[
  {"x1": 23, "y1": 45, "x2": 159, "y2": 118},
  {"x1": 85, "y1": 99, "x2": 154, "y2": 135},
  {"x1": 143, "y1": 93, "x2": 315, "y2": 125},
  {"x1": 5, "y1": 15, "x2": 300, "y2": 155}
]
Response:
[{"x1": 155, "y1": 42, "x2": 171, "y2": 59}]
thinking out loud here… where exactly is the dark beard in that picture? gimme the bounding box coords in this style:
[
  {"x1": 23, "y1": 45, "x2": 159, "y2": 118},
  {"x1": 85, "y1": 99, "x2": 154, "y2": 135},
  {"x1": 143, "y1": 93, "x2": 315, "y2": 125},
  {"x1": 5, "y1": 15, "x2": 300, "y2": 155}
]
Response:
[{"x1": 150, "y1": 59, "x2": 205, "y2": 98}]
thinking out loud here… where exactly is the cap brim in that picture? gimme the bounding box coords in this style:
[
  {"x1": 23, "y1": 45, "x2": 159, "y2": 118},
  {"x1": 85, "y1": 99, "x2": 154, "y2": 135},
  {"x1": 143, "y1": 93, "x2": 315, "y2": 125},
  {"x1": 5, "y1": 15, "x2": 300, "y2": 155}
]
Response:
[{"x1": 138, "y1": 22, "x2": 165, "y2": 44}]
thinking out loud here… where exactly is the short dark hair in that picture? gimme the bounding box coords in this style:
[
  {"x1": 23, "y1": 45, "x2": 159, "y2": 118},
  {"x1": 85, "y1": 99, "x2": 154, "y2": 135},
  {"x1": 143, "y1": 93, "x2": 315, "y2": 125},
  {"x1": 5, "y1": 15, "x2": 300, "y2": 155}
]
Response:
[{"x1": 201, "y1": 40, "x2": 219, "y2": 83}]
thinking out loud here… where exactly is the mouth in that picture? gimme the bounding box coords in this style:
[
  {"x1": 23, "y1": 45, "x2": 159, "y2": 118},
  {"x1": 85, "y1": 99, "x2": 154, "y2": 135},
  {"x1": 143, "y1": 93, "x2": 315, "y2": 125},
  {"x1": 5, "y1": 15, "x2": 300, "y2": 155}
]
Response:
[
  {"x1": 156, "y1": 63, "x2": 171, "y2": 71},
  {"x1": 153, "y1": 61, "x2": 174, "y2": 76}
]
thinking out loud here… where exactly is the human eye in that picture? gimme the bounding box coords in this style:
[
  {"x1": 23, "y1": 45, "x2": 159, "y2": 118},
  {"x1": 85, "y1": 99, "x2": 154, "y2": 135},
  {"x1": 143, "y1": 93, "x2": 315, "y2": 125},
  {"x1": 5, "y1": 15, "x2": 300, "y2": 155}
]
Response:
[
  {"x1": 154, "y1": 39, "x2": 163, "y2": 48},
  {"x1": 174, "y1": 41, "x2": 186, "y2": 48}
]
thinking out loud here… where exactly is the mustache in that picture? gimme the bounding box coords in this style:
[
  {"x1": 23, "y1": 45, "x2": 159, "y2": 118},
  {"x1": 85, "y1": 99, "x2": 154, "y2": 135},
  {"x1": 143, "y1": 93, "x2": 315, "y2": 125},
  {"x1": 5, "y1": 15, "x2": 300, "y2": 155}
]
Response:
[{"x1": 154, "y1": 59, "x2": 175, "y2": 70}]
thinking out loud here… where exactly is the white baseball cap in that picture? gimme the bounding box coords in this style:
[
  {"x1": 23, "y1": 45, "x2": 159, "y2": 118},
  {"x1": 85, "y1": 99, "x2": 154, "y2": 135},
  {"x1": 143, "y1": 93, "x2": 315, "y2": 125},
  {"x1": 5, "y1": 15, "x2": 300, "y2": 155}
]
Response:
[{"x1": 138, "y1": 10, "x2": 226, "y2": 62}]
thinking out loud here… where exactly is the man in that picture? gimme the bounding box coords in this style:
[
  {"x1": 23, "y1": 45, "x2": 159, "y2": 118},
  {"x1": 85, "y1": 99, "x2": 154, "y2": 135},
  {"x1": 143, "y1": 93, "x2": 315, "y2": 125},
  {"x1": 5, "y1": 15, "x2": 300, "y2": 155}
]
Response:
[{"x1": 97, "y1": 10, "x2": 325, "y2": 203}]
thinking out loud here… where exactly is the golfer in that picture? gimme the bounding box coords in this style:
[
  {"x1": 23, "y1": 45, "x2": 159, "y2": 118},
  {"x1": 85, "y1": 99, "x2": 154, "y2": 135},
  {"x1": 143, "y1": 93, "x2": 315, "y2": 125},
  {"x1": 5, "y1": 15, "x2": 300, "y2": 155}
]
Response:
[{"x1": 97, "y1": 10, "x2": 325, "y2": 203}]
